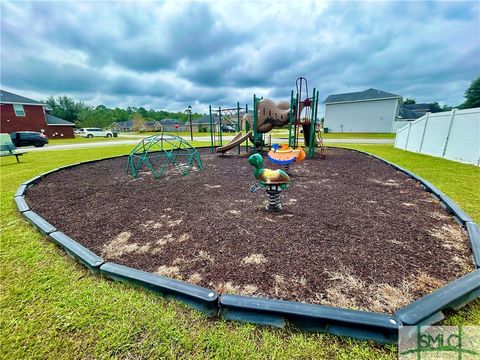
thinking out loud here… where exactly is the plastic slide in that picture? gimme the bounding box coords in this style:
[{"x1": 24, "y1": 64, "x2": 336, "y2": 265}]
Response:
[{"x1": 215, "y1": 131, "x2": 253, "y2": 154}]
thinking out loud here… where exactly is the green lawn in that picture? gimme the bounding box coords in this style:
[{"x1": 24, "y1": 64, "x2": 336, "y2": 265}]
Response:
[
  {"x1": 269, "y1": 130, "x2": 396, "y2": 139},
  {"x1": 1, "y1": 145, "x2": 478, "y2": 359},
  {"x1": 134, "y1": 130, "x2": 396, "y2": 140},
  {"x1": 321, "y1": 133, "x2": 396, "y2": 139},
  {"x1": 132, "y1": 131, "x2": 234, "y2": 138}
]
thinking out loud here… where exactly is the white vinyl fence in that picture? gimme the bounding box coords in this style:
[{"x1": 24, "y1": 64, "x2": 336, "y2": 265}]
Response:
[{"x1": 394, "y1": 108, "x2": 480, "y2": 166}]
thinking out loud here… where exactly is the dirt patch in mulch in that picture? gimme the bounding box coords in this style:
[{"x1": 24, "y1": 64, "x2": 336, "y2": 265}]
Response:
[{"x1": 25, "y1": 148, "x2": 474, "y2": 314}]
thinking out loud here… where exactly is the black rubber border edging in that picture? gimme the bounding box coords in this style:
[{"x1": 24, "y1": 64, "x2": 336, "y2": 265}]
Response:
[
  {"x1": 49, "y1": 231, "x2": 104, "y2": 274},
  {"x1": 394, "y1": 269, "x2": 480, "y2": 325},
  {"x1": 466, "y1": 222, "x2": 480, "y2": 268},
  {"x1": 100, "y1": 262, "x2": 218, "y2": 317},
  {"x1": 14, "y1": 196, "x2": 29, "y2": 213},
  {"x1": 13, "y1": 147, "x2": 480, "y2": 343},
  {"x1": 219, "y1": 295, "x2": 400, "y2": 344}
]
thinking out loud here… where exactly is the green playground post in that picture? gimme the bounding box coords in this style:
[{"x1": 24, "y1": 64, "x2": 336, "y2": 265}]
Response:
[
  {"x1": 218, "y1": 106, "x2": 223, "y2": 147},
  {"x1": 253, "y1": 94, "x2": 264, "y2": 152},
  {"x1": 237, "y1": 102, "x2": 241, "y2": 154},
  {"x1": 288, "y1": 90, "x2": 294, "y2": 147},
  {"x1": 253, "y1": 94, "x2": 258, "y2": 152},
  {"x1": 209, "y1": 105, "x2": 214, "y2": 153},
  {"x1": 308, "y1": 88, "x2": 318, "y2": 158},
  {"x1": 294, "y1": 90, "x2": 300, "y2": 148},
  {"x1": 245, "y1": 103, "x2": 249, "y2": 152}
]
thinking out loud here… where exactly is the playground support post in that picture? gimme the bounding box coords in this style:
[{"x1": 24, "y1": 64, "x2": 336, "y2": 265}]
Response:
[
  {"x1": 288, "y1": 90, "x2": 294, "y2": 147},
  {"x1": 245, "y1": 103, "x2": 249, "y2": 153},
  {"x1": 253, "y1": 94, "x2": 258, "y2": 152},
  {"x1": 237, "y1": 102, "x2": 241, "y2": 155},
  {"x1": 252, "y1": 95, "x2": 264, "y2": 152},
  {"x1": 209, "y1": 105, "x2": 214, "y2": 153},
  {"x1": 218, "y1": 107, "x2": 223, "y2": 147},
  {"x1": 308, "y1": 89, "x2": 318, "y2": 159},
  {"x1": 294, "y1": 90, "x2": 300, "y2": 148}
]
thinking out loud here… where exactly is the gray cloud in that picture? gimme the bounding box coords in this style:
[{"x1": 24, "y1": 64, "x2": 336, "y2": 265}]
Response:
[{"x1": 1, "y1": 0, "x2": 478, "y2": 113}]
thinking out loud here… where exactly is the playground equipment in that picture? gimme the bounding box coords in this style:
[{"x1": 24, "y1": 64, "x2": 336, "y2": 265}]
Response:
[
  {"x1": 243, "y1": 99, "x2": 291, "y2": 134},
  {"x1": 248, "y1": 153, "x2": 290, "y2": 212},
  {"x1": 209, "y1": 77, "x2": 325, "y2": 159},
  {"x1": 215, "y1": 131, "x2": 253, "y2": 154},
  {"x1": 289, "y1": 77, "x2": 325, "y2": 158},
  {"x1": 127, "y1": 134, "x2": 202, "y2": 178},
  {"x1": 209, "y1": 103, "x2": 248, "y2": 154},
  {"x1": 267, "y1": 144, "x2": 306, "y2": 173}
]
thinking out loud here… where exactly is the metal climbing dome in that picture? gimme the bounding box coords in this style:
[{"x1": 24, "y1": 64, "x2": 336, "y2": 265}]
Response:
[{"x1": 127, "y1": 134, "x2": 203, "y2": 178}]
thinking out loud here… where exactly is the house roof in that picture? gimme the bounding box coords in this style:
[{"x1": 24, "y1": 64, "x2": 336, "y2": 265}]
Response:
[
  {"x1": 159, "y1": 118, "x2": 179, "y2": 125},
  {"x1": 398, "y1": 106, "x2": 423, "y2": 120},
  {"x1": 191, "y1": 115, "x2": 221, "y2": 124},
  {"x1": 112, "y1": 120, "x2": 134, "y2": 128},
  {"x1": 402, "y1": 103, "x2": 430, "y2": 111},
  {"x1": 143, "y1": 121, "x2": 158, "y2": 126},
  {"x1": 45, "y1": 113, "x2": 75, "y2": 126},
  {"x1": 0, "y1": 89, "x2": 46, "y2": 106},
  {"x1": 324, "y1": 88, "x2": 401, "y2": 104}
]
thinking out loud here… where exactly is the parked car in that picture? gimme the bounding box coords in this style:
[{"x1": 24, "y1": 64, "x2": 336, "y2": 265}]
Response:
[
  {"x1": 10, "y1": 131, "x2": 49, "y2": 147},
  {"x1": 221, "y1": 124, "x2": 236, "y2": 133},
  {"x1": 77, "y1": 128, "x2": 113, "y2": 138}
]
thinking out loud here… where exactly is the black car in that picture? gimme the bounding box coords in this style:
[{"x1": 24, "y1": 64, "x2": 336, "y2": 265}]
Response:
[
  {"x1": 10, "y1": 131, "x2": 49, "y2": 147},
  {"x1": 221, "y1": 124, "x2": 236, "y2": 133}
]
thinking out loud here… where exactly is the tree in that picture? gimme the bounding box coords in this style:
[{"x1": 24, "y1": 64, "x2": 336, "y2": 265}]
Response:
[
  {"x1": 132, "y1": 112, "x2": 145, "y2": 132},
  {"x1": 45, "y1": 94, "x2": 205, "y2": 128},
  {"x1": 460, "y1": 77, "x2": 480, "y2": 109},
  {"x1": 428, "y1": 102, "x2": 443, "y2": 113},
  {"x1": 137, "y1": 107, "x2": 149, "y2": 119},
  {"x1": 45, "y1": 95, "x2": 85, "y2": 123},
  {"x1": 404, "y1": 98, "x2": 416, "y2": 105}
]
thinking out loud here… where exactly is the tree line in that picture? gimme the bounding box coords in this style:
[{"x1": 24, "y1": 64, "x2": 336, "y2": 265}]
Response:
[
  {"x1": 403, "y1": 77, "x2": 480, "y2": 111},
  {"x1": 44, "y1": 96, "x2": 205, "y2": 129}
]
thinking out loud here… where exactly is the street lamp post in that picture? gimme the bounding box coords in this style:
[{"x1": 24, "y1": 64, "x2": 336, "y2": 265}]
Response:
[{"x1": 187, "y1": 105, "x2": 193, "y2": 141}]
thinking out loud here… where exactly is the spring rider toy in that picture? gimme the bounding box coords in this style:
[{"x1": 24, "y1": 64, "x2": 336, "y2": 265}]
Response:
[
  {"x1": 267, "y1": 144, "x2": 306, "y2": 174},
  {"x1": 248, "y1": 153, "x2": 290, "y2": 212}
]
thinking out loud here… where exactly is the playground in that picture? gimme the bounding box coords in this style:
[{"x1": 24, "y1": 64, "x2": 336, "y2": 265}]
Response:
[
  {"x1": 24, "y1": 147, "x2": 472, "y2": 314},
  {"x1": 8, "y1": 78, "x2": 480, "y2": 346}
]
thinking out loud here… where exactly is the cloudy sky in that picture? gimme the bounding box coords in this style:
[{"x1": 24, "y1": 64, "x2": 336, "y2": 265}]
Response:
[{"x1": 1, "y1": 1, "x2": 479, "y2": 114}]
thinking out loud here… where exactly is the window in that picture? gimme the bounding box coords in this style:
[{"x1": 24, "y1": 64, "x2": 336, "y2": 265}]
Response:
[{"x1": 13, "y1": 104, "x2": 25, "y2": 117}]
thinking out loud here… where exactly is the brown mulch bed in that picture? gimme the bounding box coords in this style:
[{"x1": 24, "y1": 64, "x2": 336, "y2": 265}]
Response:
[{"x1": 26, "y1": 148, "x2": 473, "y2": 314}]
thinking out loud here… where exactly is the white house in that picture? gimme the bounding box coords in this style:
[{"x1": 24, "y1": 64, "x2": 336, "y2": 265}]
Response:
[{"x1": 323, "y1": 88, "x2": 402, "y2": 133}]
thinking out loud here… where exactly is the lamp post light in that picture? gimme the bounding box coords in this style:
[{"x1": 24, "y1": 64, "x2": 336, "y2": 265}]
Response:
[{"x1": 186, "y1": 105, "x2": 193, "y2": 141}]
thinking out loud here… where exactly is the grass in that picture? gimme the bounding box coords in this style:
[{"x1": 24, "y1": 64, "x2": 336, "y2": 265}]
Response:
[
  {"x1": 269, "y1": 130, "x2": 396, "y2": 139},
  {"x1": 1, "y1": 144, "x2": 479, "y2": 359},
  {"x1": 321, "y1": 132, "x2": 396, "y2": 139},
  {"x1": 48, "y1": 134, "x2": 217, "y2": 146},
  {"x1": 132, "y1": 131, "x2": 234, "y2": 137}
]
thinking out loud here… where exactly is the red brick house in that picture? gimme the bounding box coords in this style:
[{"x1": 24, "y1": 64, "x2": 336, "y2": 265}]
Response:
[{"x1": 0, "y1": 90, "x2": 75, "y2": 138}]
